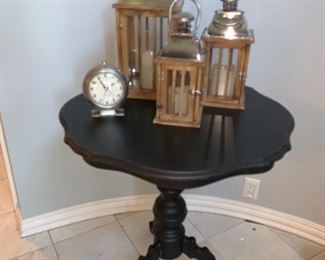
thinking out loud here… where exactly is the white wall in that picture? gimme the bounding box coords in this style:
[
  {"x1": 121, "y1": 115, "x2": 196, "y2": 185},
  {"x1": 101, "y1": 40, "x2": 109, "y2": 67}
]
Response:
[{"x1": 1, "y1": 0, "x2": 324, "y2": 225}]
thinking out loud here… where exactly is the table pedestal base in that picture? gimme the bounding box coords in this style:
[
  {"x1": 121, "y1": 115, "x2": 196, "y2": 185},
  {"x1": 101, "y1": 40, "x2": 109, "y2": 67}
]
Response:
[{"x1": 139, "y1": 187, "x2": 215, "y2": 260}]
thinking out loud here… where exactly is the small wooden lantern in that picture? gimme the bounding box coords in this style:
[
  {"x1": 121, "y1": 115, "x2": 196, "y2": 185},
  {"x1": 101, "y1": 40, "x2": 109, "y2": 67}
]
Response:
[
  {"x1": 154, "y1": 0, "x2": 204, "y2": 128},
  {"x1": 202, "y1": 0, "x2": 254, "y2": 110},
  {"x1": 113, "y1": 0, "x2": 183, "y2": 100}
]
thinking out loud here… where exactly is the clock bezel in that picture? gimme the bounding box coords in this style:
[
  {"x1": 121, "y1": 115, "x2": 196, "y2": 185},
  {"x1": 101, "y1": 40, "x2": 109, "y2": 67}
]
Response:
[{"x1": 83, "y1": 62, "x2": 128, "y2": 110}]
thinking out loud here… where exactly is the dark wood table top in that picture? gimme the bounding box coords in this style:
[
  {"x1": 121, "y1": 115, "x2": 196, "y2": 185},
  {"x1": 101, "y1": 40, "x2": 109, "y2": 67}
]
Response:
[{"x1": 59, "y1": 88, "x2": 294, "y2": 189}]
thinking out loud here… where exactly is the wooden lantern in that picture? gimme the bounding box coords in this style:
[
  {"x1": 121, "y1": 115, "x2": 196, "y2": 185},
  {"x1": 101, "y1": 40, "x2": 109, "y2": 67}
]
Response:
[
  {"x1": 113, "y1": 0, "x2": 183, "y2": 100},
  {"x1": 202, "y1": 0, "x2": 254, "y2": 110},
  {"x1": 154, "y1": 0, "x2": 204, "y2": 128}
]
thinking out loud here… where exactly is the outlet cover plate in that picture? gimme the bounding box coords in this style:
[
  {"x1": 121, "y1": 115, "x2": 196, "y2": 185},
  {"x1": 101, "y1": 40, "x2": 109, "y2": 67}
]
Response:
[{"x1": 243, "y1": 177, "x2": 261, "y2": 200}]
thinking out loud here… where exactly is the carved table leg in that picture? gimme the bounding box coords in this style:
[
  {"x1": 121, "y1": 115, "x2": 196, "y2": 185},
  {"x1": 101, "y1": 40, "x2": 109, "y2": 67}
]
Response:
[
  {"x1": 183, "y1": 236, "x2": 216, "y2": 260},
  {"x1": 140, "y1": 187, "x2": 216, "y2": 260},
  {"x1": 138, "y1": 242, "x2": 161, "y2": 260},
  {"x1": 149, "y1": 221, "x2": 154, "y2": 234}
]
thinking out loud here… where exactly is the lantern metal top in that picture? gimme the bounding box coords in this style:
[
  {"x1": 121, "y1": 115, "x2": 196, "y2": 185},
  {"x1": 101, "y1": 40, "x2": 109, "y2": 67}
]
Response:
[
  {"x1": 159, "y1": 38, "x2": 203, "y2": 61},
  {"x1": 168, "y1": 0, "x2": 200, "y2": 37},
  {"x1": 206, "y1": 0, "x2": 254, "y2": 41},
  {"x1": 171, "y1": 11, "x2": 196, "y2": 35},
  {"x1": 158, "y1": 0, "x2": 203, "y2": 62},
  {"x1": 173, "y1": 11, "x2": 195, "y2": 24}
]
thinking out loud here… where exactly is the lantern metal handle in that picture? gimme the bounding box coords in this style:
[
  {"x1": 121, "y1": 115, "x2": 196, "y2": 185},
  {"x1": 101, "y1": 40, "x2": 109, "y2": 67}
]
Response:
[{"x1": 168, "y1": 0, "x2": 201, "y2": 34}]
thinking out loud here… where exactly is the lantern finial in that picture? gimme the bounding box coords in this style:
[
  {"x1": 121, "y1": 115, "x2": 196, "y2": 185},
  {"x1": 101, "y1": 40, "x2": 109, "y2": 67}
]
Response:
[{"x1": 221, "y1": 0, "x2": 238, "y2": 11}]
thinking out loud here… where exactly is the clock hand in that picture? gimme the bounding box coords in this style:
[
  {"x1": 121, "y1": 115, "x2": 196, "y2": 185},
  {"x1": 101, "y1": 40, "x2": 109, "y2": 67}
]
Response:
[
  {"x1": 97, "y1": 76, "x2": 107, "y2": 90},
  {"x1": 105, "y1": 89, "x2": 115, "y2": 97}
]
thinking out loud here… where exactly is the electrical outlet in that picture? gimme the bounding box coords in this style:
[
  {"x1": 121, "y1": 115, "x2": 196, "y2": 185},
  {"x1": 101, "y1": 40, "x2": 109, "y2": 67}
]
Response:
[{"x1": 243, "y1": 177, "x2": 261, "y2": 200}]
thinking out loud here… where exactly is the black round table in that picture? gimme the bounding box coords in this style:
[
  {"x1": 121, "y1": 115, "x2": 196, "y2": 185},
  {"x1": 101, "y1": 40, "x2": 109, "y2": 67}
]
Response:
[{"x1": 59, "y1": 88, "x2": 294, "y2": 260}]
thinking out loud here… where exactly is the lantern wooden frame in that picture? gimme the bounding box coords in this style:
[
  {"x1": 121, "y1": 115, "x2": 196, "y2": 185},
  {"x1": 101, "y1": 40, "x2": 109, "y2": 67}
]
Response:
[
  {"x1": 202, "y1": 30, "x2": 254, "y2": 110},
  {"x1": 154, "y1": 58, "x2": 204, "y2": 128},
  {"x1": 113, "y1": 1, "x2": 182, "y2": 100}
]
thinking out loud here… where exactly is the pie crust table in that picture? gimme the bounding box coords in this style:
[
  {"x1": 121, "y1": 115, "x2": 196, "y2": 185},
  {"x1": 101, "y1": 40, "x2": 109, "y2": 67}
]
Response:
[{"x1": 59, "y1": 87, "x2": 294, "y2": 260}]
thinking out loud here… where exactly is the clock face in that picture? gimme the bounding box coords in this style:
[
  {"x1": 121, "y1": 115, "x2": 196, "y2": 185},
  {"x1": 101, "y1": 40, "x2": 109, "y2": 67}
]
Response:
[
  {"x1": 88, "y1": 73, "x2": 124, "y2": 107},
  {"x1": 84, "y1": 63, "x2": 128, "y2": 109}
]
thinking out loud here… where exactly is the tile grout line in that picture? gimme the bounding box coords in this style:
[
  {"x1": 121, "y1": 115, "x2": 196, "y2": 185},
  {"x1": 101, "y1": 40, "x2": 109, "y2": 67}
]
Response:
[
  {"x1": 186, "y1": 214, "x2": 208, "y2": 241},
  {"x1": 187, "y1": 213, "x2": 244, "y2": 241},
  {"x1": 185, "y1": 216, "x2": 221, "y2": 258},
  {"x1": 268, "y1": 226, "x2": 325, "y2": 260},
  {"x1": 48, "y1": 231, "x2": 61, "y2": 260},
  {"x1": 220, "y1": 217, "x2": 244, "y2": 234},
  {"x1": 0, "y1": 148, "x2": 8, "y2": 182},
  {"x1": 0, "y1": 178, "x2": 9, "y2": 184},
  {"x1": 114, "y1": 214, "x2": 142, "y2": 256},
  {"x1": 48, "y1": 217, "x2": 116, "y2": 245},
  {"x1": 8, "y1": 221, "x2": 56, "y2": 260},
  {"x1": 186, "y1": 214, "x2": 242, "y2": 259},
  {"x1": 10, "y1": 245, "x2": 52, "y2": 260},
  {"x1": 307, "y1": 248, "x2": 325, "y2": 260},
  {"x1": 0, "y1": 177, "x2": 15, "y2": 215},
  {"x1": 0, "y1": 208, "x2": 15, "y2": 218},
  {"x1": 269, "y1": 227, "x2": 309, "y2": 259}
]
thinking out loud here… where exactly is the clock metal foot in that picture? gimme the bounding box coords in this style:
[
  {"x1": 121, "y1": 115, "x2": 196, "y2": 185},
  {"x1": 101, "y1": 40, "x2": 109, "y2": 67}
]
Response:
[
  {"x1": 183, "y1": 236, "x2": 216, "y2": 260},
  {"x1": 138, "y1": 242, "x2": 161, "y2": 260}
]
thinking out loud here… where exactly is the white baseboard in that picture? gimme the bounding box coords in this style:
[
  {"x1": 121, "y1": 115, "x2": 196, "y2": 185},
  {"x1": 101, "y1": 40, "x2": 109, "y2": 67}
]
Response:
[
  {"x1": 21, "y1": 194, "x2": 325, "y2": 246},
  {"x1": 185, "y1": 195, "x2": 325, "y2": 246},
  {"x1": 21, "y1": 194, "x2": 156, "y2": 237}
]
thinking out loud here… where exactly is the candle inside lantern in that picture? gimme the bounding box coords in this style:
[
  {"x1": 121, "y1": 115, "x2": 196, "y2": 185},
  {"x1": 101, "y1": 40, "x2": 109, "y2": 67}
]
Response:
[
  {"x1": 168, "y1": 85, "x2": 189, "y2": 116},
  {"x1": 141, "y1": 17, "x2": 154, "y2": 90},
  {"x1": 141, "y1": 51, "x2": 154, "y2": 89},
  {"x1": 209, "y1": 64, "x2": 235, "y2": 97}
]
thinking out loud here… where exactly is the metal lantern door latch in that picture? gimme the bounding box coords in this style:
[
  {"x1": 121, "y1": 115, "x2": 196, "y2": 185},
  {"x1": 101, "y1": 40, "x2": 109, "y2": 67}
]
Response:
[
  {"x1": 191, "y1": 89, "x2": 203, "y2": 96},
  {"x1": 157, "y1": 103, "x2": 164, "y2": 110},
  {"x1": 239, "y1": 72, "x2": 247, "y2": 81}
]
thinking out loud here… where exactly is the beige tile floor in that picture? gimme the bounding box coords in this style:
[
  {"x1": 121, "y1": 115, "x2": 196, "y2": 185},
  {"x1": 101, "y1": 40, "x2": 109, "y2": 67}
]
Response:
[
  {"x1": 0, "y1": 210, "x2": 323, "y2": 260},
  {"x1": 1, "y1": 146, "x2": 325, "y2": 260}
]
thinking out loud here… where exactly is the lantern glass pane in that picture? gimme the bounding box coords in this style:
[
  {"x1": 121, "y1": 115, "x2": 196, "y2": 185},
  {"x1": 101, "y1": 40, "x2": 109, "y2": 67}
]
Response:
[
  {"x1": 156, "y1": 18, "x2": 169, "y2": 51},
  {"x1": 166, "y1": 70, "x2": 190, "y2": 117},
  {"x1": 208, "y1": 48, "x2": 239, "y2": 98},
  {"x1": 181, "y1": 71, "x2": 190, "y2": 117},
  {"x1": 122, "y1": 15, "x2": 140, "y2": 89},
  {"x1": 167, "y1": 69, "x2": 173, "y2": 114},
  {"x1": 138, "y1": 16, "x2": 168, "y2": 90},
  {"x1": 140, "y1": 16, "x2": 154, "y2": 90},
  {"x1": 123, "y1": 15, "x2": 169, "y2": 91}
]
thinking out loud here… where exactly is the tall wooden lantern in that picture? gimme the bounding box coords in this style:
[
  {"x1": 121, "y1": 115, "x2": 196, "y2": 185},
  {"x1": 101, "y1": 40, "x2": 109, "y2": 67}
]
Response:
[
  {"x1": 113, "y1": 0, "x2": 183, "y2": 100},
  {"x1": 202, "y1": 0, "x2": 254, "y2": 110},
  {"x1": 154, "y1": 0, "x2": 204, "y2": 128}
]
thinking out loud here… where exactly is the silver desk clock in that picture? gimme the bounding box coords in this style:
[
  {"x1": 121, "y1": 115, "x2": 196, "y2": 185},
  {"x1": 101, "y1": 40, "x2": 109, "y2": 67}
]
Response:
[{"x1": 83, "y1": 61, "x2": 128, "y2": 118}]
